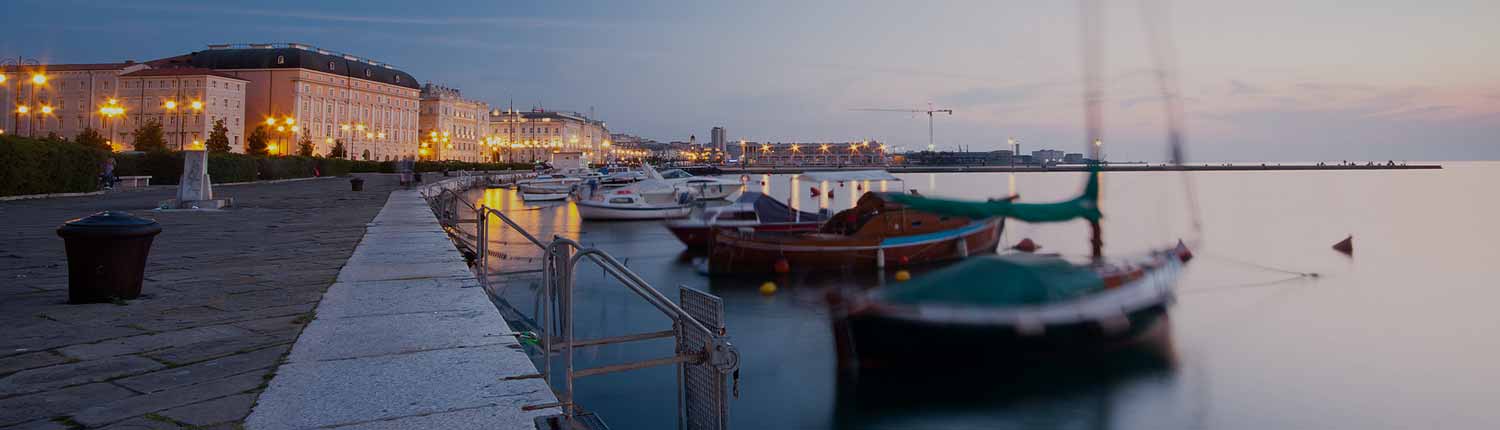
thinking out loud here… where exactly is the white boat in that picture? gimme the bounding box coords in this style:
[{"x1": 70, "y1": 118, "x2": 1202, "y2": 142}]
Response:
[
  {"x1": 575, "y1": 163, "x2": 695, "y2": 220},
  {"x1": 517, "y1": 174, "x2": 582, "y2": 201},
  {"x1": 658, "y1": 168, "x2": 742, "y2": 200}
]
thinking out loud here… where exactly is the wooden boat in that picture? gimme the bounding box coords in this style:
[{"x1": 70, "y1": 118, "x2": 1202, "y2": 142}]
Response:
[
  {"x1": 706, "y1": 191, "x2": 1004, "y2": 274},
  {"x1": 666, "y1": 192, "x2": 823, "y2": 250},
  {"x1": 830, "y1": 245, "x2": 1190, "y2": 372},
  {"x1": 828, "y1": 165, "x2": 1194, "y2": 373}
]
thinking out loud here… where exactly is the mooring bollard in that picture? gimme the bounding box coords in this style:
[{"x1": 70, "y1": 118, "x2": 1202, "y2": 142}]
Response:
[
  {"x1": 56, "y1": 211, "x2": 162, "y2": 303},
  {"x1": 350, "y1": 177, "x2": 365, "y2": 191}
]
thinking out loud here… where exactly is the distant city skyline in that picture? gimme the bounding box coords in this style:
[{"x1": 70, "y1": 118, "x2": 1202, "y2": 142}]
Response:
[{"x1": 2, "y1": 0, "x2": 1496, "y2": 161}]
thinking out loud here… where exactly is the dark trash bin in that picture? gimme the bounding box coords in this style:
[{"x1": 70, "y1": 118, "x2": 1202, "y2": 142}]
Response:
[
  {"x1": 56, "y1": 211, "x2": 162, "y2": 303},
  {"x1": 414, "y1": 172, "x2": 423, "y2": 183},
  {"x1": 350, "y1": 177, "x2": 365, "y2": 191}
]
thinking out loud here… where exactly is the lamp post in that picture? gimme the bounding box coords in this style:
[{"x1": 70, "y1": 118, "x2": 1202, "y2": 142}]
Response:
[
  {"x1": 99, "y1": 99, "x2": 125, "y2": 150},
  {"x1": 2, "y1": 57, "x2": 43, "y2": 137}
]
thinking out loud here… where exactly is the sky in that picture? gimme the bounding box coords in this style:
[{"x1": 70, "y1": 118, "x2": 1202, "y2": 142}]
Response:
[{"x1": 2, "y1": 0, "x2": 1496, "y2": 161}]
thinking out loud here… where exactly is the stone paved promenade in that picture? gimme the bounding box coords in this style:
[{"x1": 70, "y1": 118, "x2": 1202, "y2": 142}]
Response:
[{"x1": 0, "y1": 175, "x2": 399, "y2": 429}]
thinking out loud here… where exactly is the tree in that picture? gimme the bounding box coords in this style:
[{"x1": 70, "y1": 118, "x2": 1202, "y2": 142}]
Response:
[
  {"x1": 361, "y1": 149, "x2": 371, "y2": 161},
  {"x1": 44, "y1": 131, "x2": 66, "y2": 143},
  {"x1": 329, "y1": 139, "x2": 348, "y2": 159},
  {"x1": 74, "y1": 127, "x2": 109, "y2": 151},
  {"x1": 246, "y1": 125, "x2": 270, "y2": 156},
  {"x1": 205, "y1": 119, "x2": 231, "y2": 153},
  {"x1": 131, "y1": 119, "x2": 167, "y2": 152},
  {"x1": 296, "y1": 134, "x2": 315, "y2": 157}
]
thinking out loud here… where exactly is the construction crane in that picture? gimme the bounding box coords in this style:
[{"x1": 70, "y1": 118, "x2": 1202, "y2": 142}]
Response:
[{"x1": 851, "y1": 103, "x2": 954, "y2": 151}]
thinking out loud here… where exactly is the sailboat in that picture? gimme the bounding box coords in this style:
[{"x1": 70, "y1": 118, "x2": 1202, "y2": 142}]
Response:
[{"x1": 829, "y1": 0, "x2": 1199, "y2": 373}]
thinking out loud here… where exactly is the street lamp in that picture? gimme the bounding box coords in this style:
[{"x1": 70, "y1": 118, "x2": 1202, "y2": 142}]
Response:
[{"x1": 2, "y1": 58, "x2": 44, "y2": 137}]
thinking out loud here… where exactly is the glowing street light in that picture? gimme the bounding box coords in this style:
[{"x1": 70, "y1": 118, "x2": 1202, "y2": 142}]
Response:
[
  {"x1": 31, "y1": 74, "x2": 46, "y2": 85},
  {"x1": 16, "y1": 106, "x2": 29, "y2": 114},
  {"x1": 39, "y1": 105, "x2": 52, "y2": 114},
  {"x1": 163, "y1": 100, "x2": 177, "y2": 110},
  {"x1": 190, "y1": 101, "x2": 203, "y2": 110}
]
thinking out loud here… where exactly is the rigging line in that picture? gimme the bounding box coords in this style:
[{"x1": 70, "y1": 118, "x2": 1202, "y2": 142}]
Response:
[
  {"x1": 1138, "y1": 0, "x2": 1206, "y2": 247},
  {"x1": 1178, "y1": 274, "x2": 1312, "y2": 295},
  {"x1": 1199, "y1": 252, "x2": 1321, "y2": 278}
]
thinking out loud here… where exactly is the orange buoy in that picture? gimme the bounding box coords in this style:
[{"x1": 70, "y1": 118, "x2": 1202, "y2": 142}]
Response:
[
  {"x1": 1333, "y1": 235, "x2": 1353, "y2": 256},
  {"x1": 759, "y1": 282, "x2": 778, "y2": 296},
  {"x1": 894, "y1": 270, "x2": 911, "y2": 282},
  {"x1": 1013, "y1": 238, "x2": 1040, "y2": 253},
  {"x1": 773, "y1": 258, "x2": 791, "y2": 274}
]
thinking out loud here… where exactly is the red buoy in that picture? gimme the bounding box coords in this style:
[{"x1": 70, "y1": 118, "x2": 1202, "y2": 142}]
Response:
[
  {"x1": 1333, "y1": 235, "x2": 1353, "y2": 256},
  {"x1": 1012, "y1": 238, "x2": 1040, "y2": 253},
  {"x1": 897, "y1": 255, "x2": 910, "y2": 265},
  {"x1": 773, "y1": 258, "x2": 791, "y2": 274}
]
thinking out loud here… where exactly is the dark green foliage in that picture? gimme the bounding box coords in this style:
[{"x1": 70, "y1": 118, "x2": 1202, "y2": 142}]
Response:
[
  {"x1": 205, "y1": 119, "x2": 231, "y2": 153},
  {"x1": 329, "y1": 139, "x2": 347, "y2": 158},
  {"x1": 44, "y1": 131, "x2": 66, "y2": 143},
  {"x1": 315, "y1": 157, "x2": 352, "y2": 177},
  {"x1": 131, "y1": 119, "x2": 167, "y2": 152},
  {"x1": 246, "y1": 125, "x2": 270, "y2": 156},
  {"x1": 0, "y1": 134, "x2": 107, "y2": 196},
  {"x1": 74, "y1": 128, "x2": 110, "y2": 151},
  {"x1": 296, "y1": 134, "x2": 314, "y2": 157}
]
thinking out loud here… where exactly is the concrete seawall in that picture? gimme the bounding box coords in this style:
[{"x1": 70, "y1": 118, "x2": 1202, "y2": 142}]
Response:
[
  {"x1": 719, "y1": 163, "x2": 1442, "y2": 174},
  {"x1": 246, "y1": 185, "x2": 558, "y2": 429}
]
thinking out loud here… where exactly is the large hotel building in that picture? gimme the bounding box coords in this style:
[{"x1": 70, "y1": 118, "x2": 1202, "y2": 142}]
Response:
[
  {"x1": 151, "y1": 43, "x2": 421, "y2": 160},
  {"x1": 487, "y1": 109, "x2": 610, "y2": 163},
  {"x1": 1, "y1": 62, "x2": 147, "y2": 142},
  {"x1": 418, "y1": 83, "x2": 489, "y2": 162}
]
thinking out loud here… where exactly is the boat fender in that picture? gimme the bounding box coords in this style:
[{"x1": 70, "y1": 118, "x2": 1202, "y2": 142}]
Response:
[
  {"x1": 773, "y1": 258, "x2": 791, "y2": 274},
  {"x1": 759, "y1": 282, "x2": 778, "y2": 296},
  {"x1": 856, "y1": 184, "x2": 863, "y2": 191},
  {"x1": 897, "y1": 255, "x2": 910, "y2": 265},
  {"x1": 828, "y1": 190, "x2": 835, "y2": 199},
  {"x1": 1013, "y1": 238, "x2": 1040, "y2": 253},
  {"x1": 810, "y1": 187, "x2": 821, "y2": 197},
  {"x1": 894, "y1": 270, "x2": 911, "y2": 282},
  {"x1": 1175, "y1": 239, "x2": 1193, "y2": 262}
]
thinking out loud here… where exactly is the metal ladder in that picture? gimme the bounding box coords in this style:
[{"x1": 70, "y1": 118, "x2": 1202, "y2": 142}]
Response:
[{"x1": 475, "y1": 204, "x2": 740, "y2": 430}]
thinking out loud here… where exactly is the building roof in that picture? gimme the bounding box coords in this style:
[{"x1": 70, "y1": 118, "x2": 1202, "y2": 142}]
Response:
[
  {"x1": 1, "y1": 62, "x2": 137, "y2": 72},
  {"x1": 149, "y1": 44, "x2": 419, "y2": 90},
  {"x1": 119, "y1": 68, "x2": 249, "y2": 81}
]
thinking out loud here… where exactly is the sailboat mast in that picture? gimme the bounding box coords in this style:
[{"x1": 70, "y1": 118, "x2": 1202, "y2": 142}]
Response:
[{"x1": 1081, "y1": 0, "x2": 1105, "y2": 260}]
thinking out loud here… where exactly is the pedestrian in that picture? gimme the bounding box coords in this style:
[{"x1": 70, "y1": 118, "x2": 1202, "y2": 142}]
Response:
[{"x1": 100, "y1": 157, "x2": 117, "y2": 190}]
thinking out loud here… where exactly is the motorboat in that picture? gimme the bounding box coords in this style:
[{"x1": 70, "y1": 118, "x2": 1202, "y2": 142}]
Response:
[
  {"x1": 516, "y1": 174, "x2": 582, "y2": 201},
  {"x1": 665, "y1": 192, "x2": 824, "y2": 250},
  {"x1": 705, "y1": 171, "x2": 1004, "y2": 274},
  {"x1": 575, "y1": 163, "x2": 695, "y2": 220},
  {"x1": 658, "y1": 168, "x2": 742, "y2": 200}
]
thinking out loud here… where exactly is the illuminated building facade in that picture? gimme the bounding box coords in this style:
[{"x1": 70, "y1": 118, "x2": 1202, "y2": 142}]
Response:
[
  {"x1": 487, "y1": 109, "x2": 610, "y2": 164},
  {"x1": 1, "y1": 62, "x2": 150, "y2": 142},
  {"x1": 115, "y1": 68, "x2": 248, "y2": 151},
  {"x1": 151, "y1": 43, "x2": 421, "y2": 160},
  {"x1": 418, "y1": 83, "x2": 488, "y2": 162}
]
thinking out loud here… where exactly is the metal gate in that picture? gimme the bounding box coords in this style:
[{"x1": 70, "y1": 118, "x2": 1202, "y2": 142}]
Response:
[{"x1": 679, "y1": 288, "x2": 733, "y2": 430}]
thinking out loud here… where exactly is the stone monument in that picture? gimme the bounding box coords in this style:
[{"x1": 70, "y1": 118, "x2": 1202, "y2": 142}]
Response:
[{"x1": 160, "y1": 149, "x2": 232, "y2": 209}]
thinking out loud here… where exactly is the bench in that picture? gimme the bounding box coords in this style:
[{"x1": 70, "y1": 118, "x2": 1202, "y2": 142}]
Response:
[{"x1": 117, "y1": 176, "x2": 152, "y2": 190}]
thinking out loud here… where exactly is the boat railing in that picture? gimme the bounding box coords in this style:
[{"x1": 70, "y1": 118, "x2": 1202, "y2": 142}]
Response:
[{"x1": 475, "y1": 205, "x2": 739, "y2": 430}]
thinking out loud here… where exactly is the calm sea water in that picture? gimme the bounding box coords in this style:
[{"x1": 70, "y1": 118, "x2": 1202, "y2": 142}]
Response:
[{"x1": 463, "y1": 161, "x2": 1500, "y2": 429}]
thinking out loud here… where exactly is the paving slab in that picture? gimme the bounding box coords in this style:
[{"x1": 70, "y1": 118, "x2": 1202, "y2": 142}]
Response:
[
  {"x1": 0, "y1": 355, "x2": 162, "y2": 396},
  {"x1": 157, "y1": 393, "x2": 257, "y2": 427},
  {"x1": 72, "y1": 370, "x2": 268, "y2": 428}
]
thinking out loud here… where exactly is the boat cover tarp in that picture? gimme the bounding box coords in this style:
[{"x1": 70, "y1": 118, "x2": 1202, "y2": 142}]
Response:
[
  {"x1": 798, "y1": 170, "x2": 902, "y2": 182},
  {"x1": 738, "y1": 192, "x2": 823, "y2": 223},
  {"x1": 880, "y1": 253, "x2": 1105, "y2": 306},
  {"x1": 882, "y1": 169, "x2": 1101, "y2": 222}
]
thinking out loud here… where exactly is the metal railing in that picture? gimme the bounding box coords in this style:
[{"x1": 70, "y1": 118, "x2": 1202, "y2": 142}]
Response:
[{"x1": 475, "y1": 203, "x2": 740, "y2": 430}]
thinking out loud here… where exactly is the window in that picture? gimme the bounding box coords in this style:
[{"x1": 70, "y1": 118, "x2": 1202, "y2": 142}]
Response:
[
  {"x1": 277, "y1": 55, "x2": 286, "y2": 65},
  {"x1": 328, "y1": 61, "x2": 336, "y2": 71},
  {"x1": 364, "y1": 69, "x2": 372, "y2": 78}
]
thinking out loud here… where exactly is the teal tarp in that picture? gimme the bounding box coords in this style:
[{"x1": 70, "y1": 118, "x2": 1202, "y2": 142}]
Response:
[
  {"x1": 883, "y1": 168, "x2": 1101, "y2": 222},
  {"x1": 880, "y1": 253, "x2": 1105, "y2": 307}
]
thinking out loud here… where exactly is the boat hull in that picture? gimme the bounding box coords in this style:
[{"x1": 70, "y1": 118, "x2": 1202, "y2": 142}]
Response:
[
  {"x1": 520, "y1": 192, "x2": 569, "y2": 201},
  {"x1": 577, "y1": 201, "x2": 693, "y2": 220},
  {"x1": 837, "y1": 303, "x2": 1168, "y2": 371},
  {"x1": 706, "y1": 218, "x2": 1003, "y2": 274},
  {"x1": 667, "y1": 222, "x2": 822, "y2": 250}
]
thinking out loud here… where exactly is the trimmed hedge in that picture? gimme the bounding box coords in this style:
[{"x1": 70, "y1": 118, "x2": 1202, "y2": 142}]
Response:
[
  {"x1": 0, "y1": 135, "x2": 107, "y2": 196},
  {"x1": 346, "y1": 160, "x2": 532, "y2": 174},
  {"x1": 113, "y1": 152, "x2": 354, "y2": 185}
]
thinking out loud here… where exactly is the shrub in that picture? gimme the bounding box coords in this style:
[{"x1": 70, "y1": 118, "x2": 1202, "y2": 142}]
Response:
[
  {"x1": 0, "y1": 135, "x2": 107, "y2": 196},
  {"x1": 315, "y1": 157, "x2": 352, "y2": 177},
  {"x1": 131, "y1": 119, "x2": 167, "y2": 152}
]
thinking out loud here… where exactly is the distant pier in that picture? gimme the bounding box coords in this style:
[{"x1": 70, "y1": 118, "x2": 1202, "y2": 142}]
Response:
[{"x1": 718, "y1": 163, "x2": 1442, "y2": 175}]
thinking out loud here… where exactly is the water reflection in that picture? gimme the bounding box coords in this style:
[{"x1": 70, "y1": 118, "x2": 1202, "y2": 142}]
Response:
[{"x1": 452, "y1": 164, "x2": 1500, "y2": 430}]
